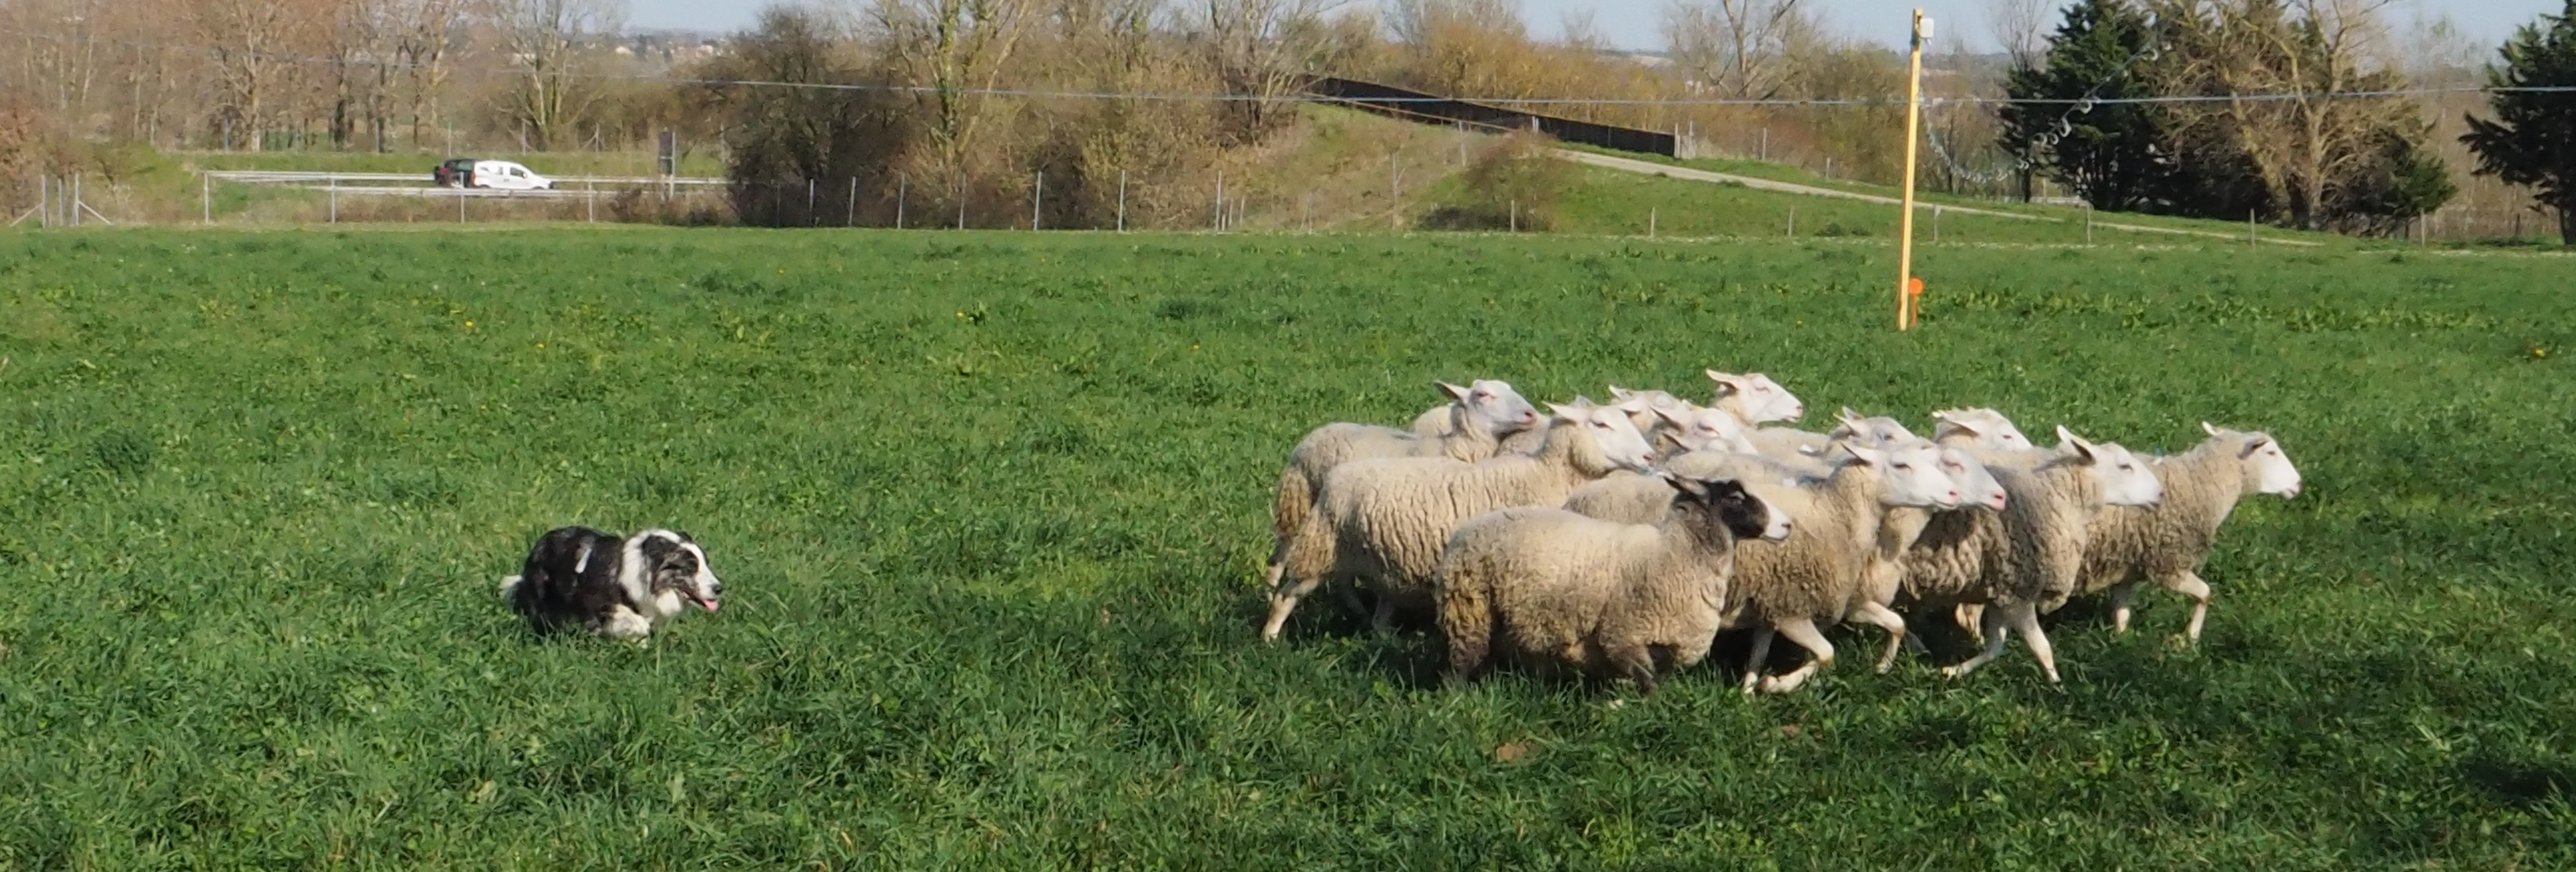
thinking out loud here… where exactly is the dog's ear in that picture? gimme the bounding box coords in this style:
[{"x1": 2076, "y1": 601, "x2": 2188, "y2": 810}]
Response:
[{"x1": 674, "y1": 530, "x2": 697, "y2": 544}]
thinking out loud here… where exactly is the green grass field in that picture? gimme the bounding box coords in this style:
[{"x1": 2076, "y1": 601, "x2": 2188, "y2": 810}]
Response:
[{"x1": 2, "y1": 227, "x2": 2572, "y2": 869}]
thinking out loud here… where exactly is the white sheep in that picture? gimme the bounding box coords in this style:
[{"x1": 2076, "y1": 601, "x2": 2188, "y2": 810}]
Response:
[
  {"x1": 1270, "y1": 380, "x2": 1541, "y2": 589},
  {"x1": 1856, "y1": 445, "x2": 2012, "y2": 672},
  {"x1": 1262, "y1": 399, "x2": 1657, "y2": 641},
  {"x1": 1557, "y1": 409, "x2": 1918, "y2": 525},
  {"x1": 1719, "y1": 440, "x2": 1963, "y2": 694},
  {"x1": 1640, "y1": 403, "x2": 1759, "y2": 457},
  {"x1": 1748, "y1": 407, "x2": 1919, "y2": 460},
  {"x1": 1897, "y1": 426, "x2": 2165, "y2": 683},
  {"x1": 1931, "y1": 407, "x2": 2037, "y2": 451},
  {"x1": 1925, "y1": 406, "x2": 2040, "y2": 639},
  {"x1": 1705, "y1": 370, "x2": 1806, "y2": 427},
  {"x1": 1408, "y1": 381, "x2": 1559, "y2": 454},
  {"x1": 2058, "y1": 422, "x2": 2303, "y2": 642},
  {"x1": 1434, "y1": 475, "x2": 1793, "y2": 693}
]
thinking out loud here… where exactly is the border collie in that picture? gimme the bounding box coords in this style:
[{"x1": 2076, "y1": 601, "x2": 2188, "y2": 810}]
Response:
[{"x1": 499, "y1": 527, "x2": 724, "y2": 638}]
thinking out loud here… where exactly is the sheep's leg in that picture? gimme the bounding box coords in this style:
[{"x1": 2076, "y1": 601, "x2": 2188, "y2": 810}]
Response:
[
  {"x1": 1942, "y1": 605, "x2": 2013, "y2": 679},
  {"x1": 1756, "y1": 619, "x2": 1835, "y2": 694},
  {"x1": 2004, "y1": 602, "x2": 2062, "y2": 684},
  {"x1": 1368, "y1": 589, "x2": 1399, "y2": 638},
  {"x1": 1739, "y1": 628, "x2": 1775, "y2": 694},
  {"x1": 1608, "y1": 643, "x2": 1659, "y2": 696},
  {"x1": 1331, "y1": 576, "x2": 1369, "y2": 618},
  {"x1": 2159, "y1": 570, "x2": 2213, "y2": 643},
  {"x1": 1260, "y1": 570, "x2": 1324, "y2": 642},
  {"x1": 1445, "y1": 617, "x2": 1491, "y2": 684},
  {"x1": 1954, "y1": 602, "x2": 1986, "y2": 645},
  {"x1": 2107, "y1": 581, "x2": 2139, "y2": 634},
  {"x1": 1847, "y1": 602, "x2": 1912, "y2": 673}
]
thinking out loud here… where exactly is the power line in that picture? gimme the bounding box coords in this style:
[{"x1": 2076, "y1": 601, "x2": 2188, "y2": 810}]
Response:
[{"x1": 1, "y1": 26, "x2": 2557, "y2": 108}]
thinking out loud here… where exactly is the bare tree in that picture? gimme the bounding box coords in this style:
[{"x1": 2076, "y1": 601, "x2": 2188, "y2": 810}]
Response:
[
  {"x1": 1659, "y1": 0, "x2": 1808, "y2": 99},
  {"x1": 1202, "y1": 0, "x2": 1343, "y2": 139},
  {"x1": 486, "y1": 0, "x2": 623, "y2": 150},
  {"x1": 387, "y1": 0, "x2": 465, "y2": 147},
  {"x1": 872, "y1": 0, "x2": 1034, "y2": 211},
  {"x1": 1986, "y1": 0, "x2": 2051, "y2": 71},
  {"x1": 191, "y1": 0, "x2": 324, "y2": 150}
]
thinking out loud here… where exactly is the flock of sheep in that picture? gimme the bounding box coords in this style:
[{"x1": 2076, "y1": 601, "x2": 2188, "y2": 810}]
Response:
[{"x1": 1261, "y1": 372, "x2": 2304, "y2": 693}]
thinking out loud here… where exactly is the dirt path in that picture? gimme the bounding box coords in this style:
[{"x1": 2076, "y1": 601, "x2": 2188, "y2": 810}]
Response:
[{"x1": 1558, "y1": 149, "x2": 2319, "y2": 246}]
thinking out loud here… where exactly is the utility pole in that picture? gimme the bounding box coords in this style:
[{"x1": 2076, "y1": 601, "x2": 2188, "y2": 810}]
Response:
[{"x1": 1896, "y1": 9, "x2": 1932, "y2": 331}]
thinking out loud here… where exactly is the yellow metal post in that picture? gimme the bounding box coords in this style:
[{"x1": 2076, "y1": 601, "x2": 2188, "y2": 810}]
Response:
[{"x1": 1897, "y1": 9, "x2": 1930, "y2": 330}]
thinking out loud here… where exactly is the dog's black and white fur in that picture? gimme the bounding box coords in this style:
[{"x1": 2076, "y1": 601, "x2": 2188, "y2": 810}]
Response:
[{"x1": 500, "y1": 526, "x2": 724, "y2": 638}]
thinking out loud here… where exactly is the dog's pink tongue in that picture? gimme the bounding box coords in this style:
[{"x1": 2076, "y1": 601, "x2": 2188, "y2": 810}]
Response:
[{"x1": 695, "y1": 596, "x2": 721, "y2": 612}]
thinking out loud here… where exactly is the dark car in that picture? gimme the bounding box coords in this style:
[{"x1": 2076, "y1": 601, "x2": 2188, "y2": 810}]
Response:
[{"x1": 432, "y1": 158, "x2": 478, "y2": 188}]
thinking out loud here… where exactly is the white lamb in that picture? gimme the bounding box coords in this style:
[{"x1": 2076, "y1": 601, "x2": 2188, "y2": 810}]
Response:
[
  {"x1": 1434, "y1": 475, "x2": 1794, "y2": 693},
  {"x1": 1262, "y1": 400, "x2": 1657, "y2": 641},
  {"x1": 2058, "y1": 422, "x2": 2303, "y2": 642},
  {"x1": 1897, "y1": 426, "x2": 2165, "y2": 683},
  {"x1": 1718, "y1": 440, "x2": 1963, "y2": 694},
  {"x1": 1269, "y1": 380, "x2": 1541, "y2": 587}
]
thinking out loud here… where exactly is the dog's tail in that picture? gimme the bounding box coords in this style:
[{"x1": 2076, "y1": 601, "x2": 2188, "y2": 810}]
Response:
[{"x1": 499, "y1": 574, "x2": 525, "y2": 597}]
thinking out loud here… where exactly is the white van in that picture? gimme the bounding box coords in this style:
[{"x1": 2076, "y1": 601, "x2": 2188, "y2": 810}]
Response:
[{"x1": 468, "y1": 159, "x2": 554, "y2": 191}]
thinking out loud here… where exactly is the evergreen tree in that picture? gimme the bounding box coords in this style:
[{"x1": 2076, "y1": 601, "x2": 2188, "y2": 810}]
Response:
[
  {"x1": 2463, "y1": 0, "x2": 2576, "y2": 244},
  {"x1": 2000, "y1": 0, "x2": 2172, "y2": 211}
]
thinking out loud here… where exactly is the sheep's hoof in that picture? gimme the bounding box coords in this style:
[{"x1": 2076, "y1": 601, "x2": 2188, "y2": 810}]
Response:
[{"x1": 1939, "y1": 665, "x2": 1968, "y2": 679}]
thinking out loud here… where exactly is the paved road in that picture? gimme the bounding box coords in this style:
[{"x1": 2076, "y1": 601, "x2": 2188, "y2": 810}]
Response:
[
  {"x1": 1559, "y1": 149, "x2": 2318, "y2": 246},
  {"x1": 206, "y1": 169, "x2": 726, "y2": 188}
]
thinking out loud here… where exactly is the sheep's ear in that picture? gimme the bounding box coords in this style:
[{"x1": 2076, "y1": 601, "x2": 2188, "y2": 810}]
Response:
[
  {"x1": 1705, "y1": 369, "x2": 1742, "y2": 395},
  {"x1": 1435, "y1": 381, "x2": 1471, "y2": 402},
  {"x1": 1842, "y1": 444, "x2": 1887, "y2": 466},
  {"x1": 1609, "y1": 385, "x2": 1635, "y2": 399},
  {"x1": 2240, "y1": 434, "x2": 2272, "y2": 457},
  {"x1": 1663, "y1": 472, "x2": 1704, "y2": 497},
  {"x1": 1796, "y1": 443, "x2": 1826, "y2": 456},
  {"x1": 2057, "y1": 425, "x2": 2100, "y2": 462},
  {"x1": 1546, "y1": 402, "x2": 1588, "y2": 421},
  {"x1": 2202, "y1": 420, "x2": 2224, "y2": 437},
  {"x1": 1652, "y1": 405, "x2": 1692, "y2": 426}
]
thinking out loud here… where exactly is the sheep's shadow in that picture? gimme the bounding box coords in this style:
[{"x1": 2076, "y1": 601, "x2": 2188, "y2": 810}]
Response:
[{"x1": 1236, "y1": 583, "x2": 1451, "y2": 689}]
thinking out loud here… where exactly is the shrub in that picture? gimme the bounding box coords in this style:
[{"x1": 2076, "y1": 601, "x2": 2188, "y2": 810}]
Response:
[{"x1": 1420, "y1": 131, "x2": 1573, "y2": 232}]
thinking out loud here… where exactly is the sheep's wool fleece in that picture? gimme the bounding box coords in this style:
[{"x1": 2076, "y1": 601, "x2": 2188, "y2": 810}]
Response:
[
  {"x1": 1902, "y1": 455, "x2": 2101, "y2": 608},
  {"x1": 2073, "y1": 433, "x2": 2258, "y2": 596},
  {"x1": 1291, "y1": 422, "x2": 1620, "y2": 609},
  {"x1": 1437, "y1": 507, "x2": 1732, "y2": 675},
  {"x1": 1728, "y1": 462, "x2": 1886, "y2": 626}
]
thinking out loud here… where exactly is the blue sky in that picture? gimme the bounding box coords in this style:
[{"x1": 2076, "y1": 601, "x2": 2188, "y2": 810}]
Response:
[{"x1": 628, "y1": 0, "x2": 2557, "y2": 55}]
